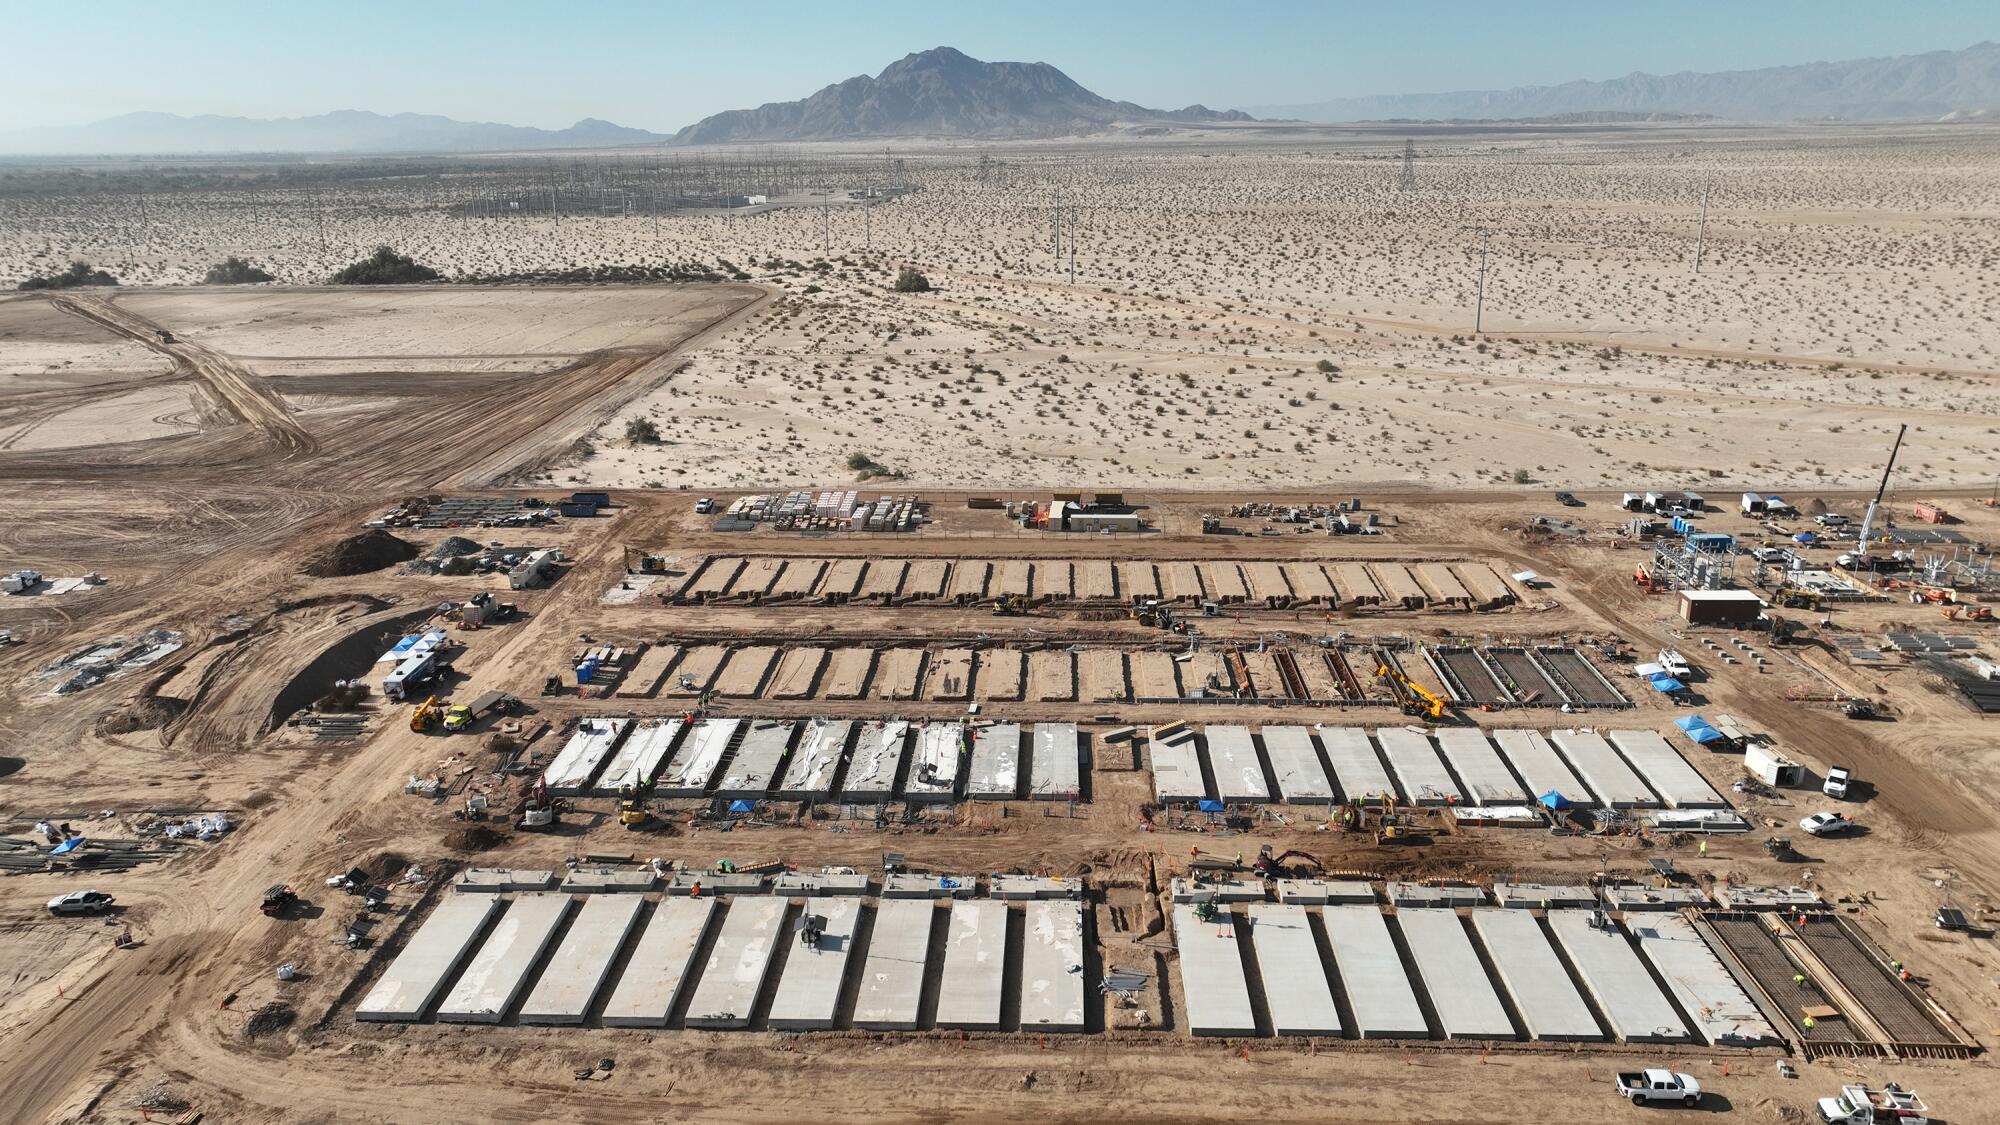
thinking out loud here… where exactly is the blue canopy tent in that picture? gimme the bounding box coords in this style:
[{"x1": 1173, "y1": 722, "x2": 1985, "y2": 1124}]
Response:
[
  {"x1": 1793, "y1": 531, "x2": 1818, "y2": 545},
  {"x1": 1674, "y1": 714, "x2": 1725, "y2": 745},
  {"x1": 1649, "y1": 673, "x2": 1687, "y2": 694},
  {"x1": 49, "y1": 836, "x2": 86, "y2": 855},
  {"x1": 727, "y1": 800, "x2": 756, "y2": 814},
  {"x1": 1197, "y1": 799, "x2": 1226, "y2": 813},
  {"x1": 1535, "y1": 790, "x2": 1572, "y2": 810}
]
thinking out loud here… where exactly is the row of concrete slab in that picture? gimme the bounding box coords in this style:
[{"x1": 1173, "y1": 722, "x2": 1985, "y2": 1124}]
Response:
[
  {"x1": 1148, "y1": 724, "x2": 1730, "y2": 812},
  {"x1": 542, "y1": 717, "x2": 1083, "y2": 803},
  {"x1": 357, "y1": 892, "x2": 1088, "y2": 1032},
  {"x1": 1175, "y1": 903, "x2": 1779, "y2": 1046},
  {"x1": 671, "y1": 555, "x2": 1520, "y2": 610}
]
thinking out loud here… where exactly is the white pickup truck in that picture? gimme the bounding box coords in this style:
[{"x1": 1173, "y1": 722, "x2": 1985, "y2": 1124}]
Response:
[
  {"x1": 1615, "y1": 1069, "x2": 1702, "y2": 1106},
  {"x1": 1817, "y1": 1084, "x2": 1927, "y2": 1123}
]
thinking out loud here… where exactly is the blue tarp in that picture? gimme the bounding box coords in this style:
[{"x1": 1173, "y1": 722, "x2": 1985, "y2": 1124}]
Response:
[
  {"x1": 1674, "y1": 714, "x2": 1725, "y2": 744},
  {"x1": 1793, "y1": 532, "x2": 1818, "y2": 544},
  {"x1": 1197, "y1": 799, "x2": 1226, "y2": 813},
  {"x1": 1536, "y1": 790, "x2": 1572, "y2": 810},
  {"x1": 727, "y1": 800, "x2": 755, "y2": 814},
  {"x1": 1649, "y1": 673, "x2": 1687, "y2": 693},
  {"x1": 49, "y1": 836, "x2": 85, "y2": 855}
]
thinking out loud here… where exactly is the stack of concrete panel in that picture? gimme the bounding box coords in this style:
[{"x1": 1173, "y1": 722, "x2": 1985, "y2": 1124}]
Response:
[
  {"x1": 1491, "y1": 729, "x2": 1594, "y2": 807},
  {"x1": 1321, "y1": 904, "x2": 1428, "y2": 1038},
  {"x1": 684, "y1": 897, "x2": 789, "y2": 1028},
  {"x1": 1394, "y1": 909, "x2": 1515, "y2": 1038},
  {"x1": 454, "y1": 869, "x2": 555, "y2": 893},
  {"x1": 767, "y1": 898, "x2": 861, "y2": 1030},
  {"x1": 436, "y1": 893, "x2": 573, "y2": 1023},
  {"x1": 966, "y1": 723, "x2": 1021, "y2": 799},
  {"x1": 1317, "y1": 725, "x2": 1395, "y2": 803},
  {"x1": 1606, "y1": 730, "x2": 1727, "y2": 809},
  {"x1": 1543, "y1": 910, "x2": 1689, "y2": 1043},
  {"x1": 1029, "y1": 723, "x2": 1081, "y2": 800},
  {"x1": 543, "y1": 719, "x2": 630, "y2": 795},
  {"x1": 1019, "y1": 900, "x2": 1087, "y2": 1032},
  {"x1": 1627, "y1": 913, "x2": 1778, "y2": 1046},
  {"x1": 1259, "y1": 726, "x2": 1335, "y2": 803},
  {"x1": 1373, "y1": 727, "x2": 1462, "y2": 805},
  {"x1": 518, "y1": 895, "x2": 645, "y2": 1025},
  {"x1": 356, "y1": 893, "x2": 502, "y2": 1021},
  {"x1": 1469, "y1": 910, "x2": 1602, "y2": 1041},
  {"x1": 1246, "y1": 903, "x2": 1341, "y2": 1035},
  {"x1": 904, "y1": 722, "x2": 965, "y2": 801},
  {"x1": 1432, "y1": 728, "x2": 1526, "y2": 806},
  {"x1": 594, "y1": 719, "x2": 683, "y2": 795},
  {"x1": 600, "y1": 897, "x2": 718, "y2": 1027},
  {"x1": 1173, "y1": 904, "x2": 1255, "y2": 1036},
  {"x1": 714, "y1": 719, "x2": 794, "y2": 799},
  {"x1": 775, "y1": 719, "x2": 851, "y2": 799},
  {"x1": 935, "y1": 899, "x2": 1007, "y2": 1030},
  {"x1": 657, "y1": 718, "x2": 740, "y2": 797},
  {"x1": 1550, "y1": 729, "x2": 1658, "y2": 808},
  {"x1": 1203, "y1": 725, "x2": 1270, "y2": 803},
  {"x1": 852, "y1": 899, "x2": 935, "y2": 1030},
  {"x1": 842, "y1": 721, "x2": 908, "y2": 800},
  {"x1": 1150, "y1": 725, "x2": 1208, "y2": 803}
]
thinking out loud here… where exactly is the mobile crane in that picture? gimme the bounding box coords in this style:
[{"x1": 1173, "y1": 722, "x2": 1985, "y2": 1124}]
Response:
[
  {"x1": 1375, "y1": 663, "x2": 1447, "y2": 719},
  {"x1": 1839, "y1": 424, "x2": 1906, "y2": 572}
]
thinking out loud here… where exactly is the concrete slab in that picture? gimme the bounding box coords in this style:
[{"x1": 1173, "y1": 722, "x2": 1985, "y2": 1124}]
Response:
[
  {"x1": 1491, "y1": 728, "x2": 1595, "y2": 807},
  {"x1": 684, "y1": 896, "x2": 789, "y2": 1029},
  {"x1": 1550, "y1": 729, "x2": 1659, "y2": 808},
  {"x1": 775, "y1": 719, "x2": 851, "y2": 799},
  {"x1": 657, "y1": 718, "x2": 740, "y2": 797},
  {"x1": 904, "y1": 722, "x2": 965, "y2": 801},
  {"x1": 543, "y1": 718, "x2": 630, "y2": 796},
  {"x1": 1601, "y1": 885, "x2": 1710, "y2": 911},
  {"x1": 1317, "y1": 725, "x2": 1395, "y2": 803},
  {"x1": 357, "y1": 893, "x2": 502, "y2": 1021},
  {"x1": 518, "y1": 894, "x2": 644, "y2": 1025},
  {"x1": 595, "y1": 720, "x2": 684, "y2": 795},
  {"x1": 935, "y1": 899, "x2": 1007, "y2": 1030},
  {"x1": 1544, "y1": 909, "x2": 1690, "y2": 1043},
  {"x1": 1469, "y1": 909, "x2": 1603, "y2": 1041},
  {"x1": 772, "y1": 871, "x2": 870, "y2": 896},
  {"x1": 852, "y1": 899, "x2": 936, "y2": 1030},
  {"x1": 1394, "y1": 909, "x2": 1515, "y2": 1039},
  {"x1": 1029, "y1": 723, "x2": 1081, "y2": 800},
  {"x1": 767, "y1": 897, "x2": 861, "y2": 1030},
  {"x1": 1321, "y1": 905, "x2": 1428, "y2": 1038},
  {"x1": 991, "y1": 875, "x2": 1081, "y2": 900},
  {"x1": 1711, "y1": 886, "x2": 1822, "y2": 911},
  {"x1": 1174, "y1": 903, "x2": 1256, "y2": 1036},
  {"x1": 966, "y1": 722, "x2": 1021, "y2": 799},
  {"x1": 1606, "y1": 729, "x2": 1728, "y2": 809},
  {"x1": 664, "y1": 871, "x2": 767, "y2": 896},
  {"x1": 559, "y1": 867, "x2": 659, "y2": 893},
  {"x1": 454, "y1": 869, "x2": 555, "y2": 894},
  {"x1": 1020, "y1": 900, "x2": 1087, "y2": 1032},
  {"x1": 436, "y1": 892, "x2": 573, "y2": 1023},
  {"x1": 1149, "y1": 725, "x2": 1208, "y2": 803},
  {"x1": 1258, "y1": 726, "x2": 1335, "y2": 803},
  {"x1": 1277, "y1": 879, "x2": 1376, "y2": 905},
  {"x1": 1203, "y1": 725, "x2": 1270, "y2": 803},
  {"x1": 1246, "y1": 903, "x2": 1341, "y2": 1035},
  {"x1": 1170, "y1": 876, "x2": 1264, "y2": 903},
  {"x1": 1374, "y1": 727, "x2": 1462, "y2": 805},
  {"x1": 1387, "y1": 882, "x2": 1486, "y2": 908},
  {"x1": 1493, "y1": 883, "x2": 1598, "y2": 909},
  {"x1": 715, "y1": 719, "x2": 794, "y2": 799},
  {"x1": 600, "y1": 897, "x2": 718, "y2": 1027},
  {"x1": 1627, "y1": 913, "x2": 1780, "y2": 1046},
  {"x1": 1432, "y1": 728, "x2": 1526, "y2": 806},
  {"x1": 841, "y1": 721, "x2": 908, "y2": 800},
  {"x1": 881, "y1": 873, "x2": 976, "y2": 898},
  {"x1": 1449, "y1": 805, "x2": 1546, "y2": 828}
]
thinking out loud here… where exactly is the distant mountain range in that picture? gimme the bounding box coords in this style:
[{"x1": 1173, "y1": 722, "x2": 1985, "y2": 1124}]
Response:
[
  {"x1": 1252, "y1": 42, "x2": 2000, "y2": 123},
  {"x1": 672, "y1": 47, "x2": 1249, "y2": 144},
  {"x1": 0, "y1": 110, "x2": 670, "y2": 156}
]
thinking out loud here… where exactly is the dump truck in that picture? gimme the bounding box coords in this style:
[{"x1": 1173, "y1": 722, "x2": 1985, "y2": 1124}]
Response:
[
  {"x1": 1614, "y1": 1069, "x2": 1702, "y2": 1106},
  {"x1": 1816, "y1": 1084, "x2": 1927, "y2": 1123},
  {"x1": 444, "y1": 690, "x2": 518, "y2": 732}
]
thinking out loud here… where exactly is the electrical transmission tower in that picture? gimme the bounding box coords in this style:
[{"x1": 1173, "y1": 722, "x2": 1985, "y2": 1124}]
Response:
[{"x1": 1398, "y1": 140, "x2": 1417, "y2": 192}]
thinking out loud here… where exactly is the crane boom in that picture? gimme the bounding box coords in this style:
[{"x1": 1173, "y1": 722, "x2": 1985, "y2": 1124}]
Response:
[{"x1": 1851, "y1": 424, "x2": 1907, "y2": 567}]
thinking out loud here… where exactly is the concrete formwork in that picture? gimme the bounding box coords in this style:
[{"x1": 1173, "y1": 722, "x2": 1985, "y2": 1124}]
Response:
[
  {"x1": 935, "y1": 899, "x2": 1008, "y2": 1030},
  {"x1": 357, "y1": 893, "x2": 503, "y2": 1022},
  {"x1": 767, "y1": 898, "x2": 861, "y2": 1031},
  {"x1": 436, "y1": 893, "x2": 573, "y2": 1024},
  {"x1": 1030, "y1": 723, "x2": 1081, "y2": 799},
  {"x1": 1373, "y1": 727, "x2": 1462, "y2": 805},
  {"x1": 594, "y1": 719, "x2": 684, "y2": 796},
  {"x1": 1491, "y1": 728, "x2": 1595, "y2": 807},
  {"x1": 1469, "y1": 909, "x2": 1603, "y2": 1041},
  {"x1": 1551, "y1": 729, "x2": 1659, "y2": 808},
  {"x1": 1317, "y1": 725, "x2": 1396, "y2": 803},
  {"x1": 853, "y1": 899, "x2": 936, "y2": 1030},
  {"x1": 1149, "y1": 726, "x2": 1208, "y2": 804},
  {"x1": 600, "y1": 897, "x2": 719, "y2": 1027},
  {"x1": 905, "y1": 722, "x2": 965, "y2": 801},
  {"x1": 1203, "y1": 725, "x2": 1271, "y2": 804},
  {"x1": 1394, "y1": 909, "x2": 1516, "y2": 1039},
  {"x1": 1430, "y1": 727, "x2": 1525, "y2": 806},
  {"x1": 1544, "y1": 909, "x2": 1690, "y2": 1043},
  {"x1": 1174, "y1": 904, "x2": 1256, "y2": 1036},
  {"x1": 657, "y1": 718, "x2": 740, "y2": 797},
  {"x1": 775, "y1": 719, "x2": 852, "y2": 799},
  {"x1": 518, "y1": 894, "x2": 645, "y2": 1025},
  {"x1": 1321, "y1": 904, "x2": 1429, "y2": 1038},
  {"x1": 1259, "y1": 726, "x2": 1335, "y2": 803},
  {"x1": 841, "y1": 721, "x2": 908, "y2": 800},
  {"x1": 1246, "y1": 903, "x2": 1341, "y2": 1035},
  {"x1": 1020, "y1": 900, "x2": 1087, "y2": 1032},
  {"x1": 1606, "y1": 730, "x2": 1727, "y2": 809},
  {"x1": 966, "y1": 723, "x2": 1022, "y2": 800},
  {"x1": 1626, "y1": 913, "x2": 1779, "y2": 1046},
  {"x1": 543, "y1": 718, "x2": 630, "y2": 796},
  {"x1": 714, "y1": 719, "x2": 794, "y2": 799},
  {"x1": 684, "y1": 896, "x2": 788, "y2": 1029}
]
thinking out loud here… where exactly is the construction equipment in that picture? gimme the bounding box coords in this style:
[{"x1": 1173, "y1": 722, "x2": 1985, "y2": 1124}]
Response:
[
  {"x1": 541, "y1": 674, "x2": 563, "y2": 697},
  {"x1": 1253, "y1": 845, "x2": 1323, "y2": 878},
  {"x1": 1373, "y1": 811, "x2": 1426, "y2": 845},
  {"x1": 1838, "y1": 423, "x2": 1906, "y2": 572},
  {"x1": 1943, "y1": 604, "x2": 1993, "y2": 622},
  {"x1": 1192, "y1": 900, "x2": 1221, "y2": 924},
  {"x1": 518, "y1": 775, "x2": 558, "y2": 830},
  {"x1": 616, "y1": 784, "x2": 654, "y2": 830},
  {"x1": 1131, "y1": 599, "x2": 1175, "y2": 629},
  {"x1": 260, "y1": 885, "x2": 300, "y2": 917},
  {"x1": 1774, "y1": 586, "x2": 1823, "y2": 610},
  {"x1": 409, "y1": 695, "x2": 442, "y2": 733},
  {"x1": 444, "y1": 690, "x2": 518, "y2": 732},
  {"x1": 1764, "y1": 835, "x2": 1799, "y2": 861},
  {"x1": 992, "y1": 593, "x2": 1029, "y2": 616},
  {"x1": 623, "y1": 545, "x2": 669, "y2": 573},
  {"x1": 1840, "y1": 698, "x2": 1878, "y2": 720},
  {"x1": 795, "y1": 913, "x2": 828, "y2": 948},
  {"x1": 1376, "y1": 663, "x2": 1447, "y2": 719}
]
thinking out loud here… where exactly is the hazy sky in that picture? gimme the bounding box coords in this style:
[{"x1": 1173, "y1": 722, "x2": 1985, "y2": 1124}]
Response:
[{"x1": 4, "y1": 0, "x2": 1995, "y2": 131}]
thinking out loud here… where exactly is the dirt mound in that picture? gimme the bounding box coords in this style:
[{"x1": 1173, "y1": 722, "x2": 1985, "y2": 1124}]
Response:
[
  {"x1": 1804, "y1": 497, "x2": 1829, "y2": 514},
  {"x1": 96, "y1": 695, "x2": 189, "y2": 735},
  {"x1": 443, "y1": 824, "x2": 505, "y2": 852},
  {"x1": 360, "y1": 851, "x2": 411, "y2": 880},
  {"x1": 243, "y1": 1002, "x2": 296, "y2": 1040},
  {"x1": 430, "y1": 535, "x2": 481, "y2": 558},
  {"x1": 302, "y1": 530, "x2": 419, "y2": 577}
]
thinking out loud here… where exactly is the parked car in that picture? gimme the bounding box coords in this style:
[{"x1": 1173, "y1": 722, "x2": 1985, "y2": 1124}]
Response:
[
  {"x1": 694, "y1": 497, "x2": 716, "y2": 514},
  {"x1": 1555, "y1": 491, "x2": 1583, "y2": 507},
  {"x1": 1823, "y1": 766, "x2": 1853, "y2": 799},
  {"x1": 1615, "y1": 1069, "x2": 1702, "y2": 1106},
  {"x1": 46, "y1": 889, "x2": 115, "y2": 916},
  {"x1": 1801, "y1": 811, "x2": 1856, "y2": 836}
]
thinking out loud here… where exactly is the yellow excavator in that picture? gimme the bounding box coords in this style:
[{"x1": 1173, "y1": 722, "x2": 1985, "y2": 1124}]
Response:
[
  {"x1": 409, "y1": 695, "x2": 443, "y2": 733},
  {"x1": 1375, "y1": 664, "x2": 1447, "y2": 719},
  {"x1": 992, "y1": 594, "x2": 1030, "y2": 616}
]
